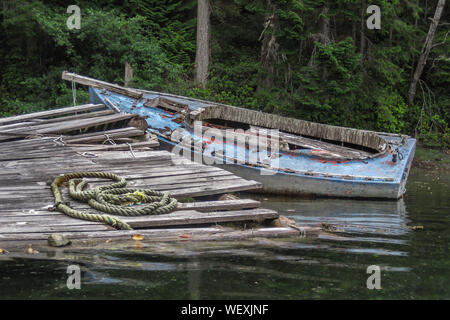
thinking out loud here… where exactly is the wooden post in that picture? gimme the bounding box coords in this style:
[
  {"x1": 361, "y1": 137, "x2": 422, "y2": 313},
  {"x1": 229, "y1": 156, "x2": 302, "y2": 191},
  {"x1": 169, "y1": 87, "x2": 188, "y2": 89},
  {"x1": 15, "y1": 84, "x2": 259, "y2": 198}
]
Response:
[
  {"x1": 124, "y1": 62, "x2": 133, "y2": 88},
  {"x1": 360, "y1": 0, "x2": 366, "y2": 61},
  {"x1": 194, "y1": 0, "x2": 211, "y2": 87},
  {"x1": 62, "y1": 71, "x2": 143, "y2": 100}
]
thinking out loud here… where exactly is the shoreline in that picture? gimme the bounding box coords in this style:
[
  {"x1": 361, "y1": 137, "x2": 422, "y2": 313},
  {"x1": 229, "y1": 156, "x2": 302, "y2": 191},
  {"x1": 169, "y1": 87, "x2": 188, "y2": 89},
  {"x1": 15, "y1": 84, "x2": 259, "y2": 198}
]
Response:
[{"x1": 412, "y1": 146, "x2": 450, "y2": 171}]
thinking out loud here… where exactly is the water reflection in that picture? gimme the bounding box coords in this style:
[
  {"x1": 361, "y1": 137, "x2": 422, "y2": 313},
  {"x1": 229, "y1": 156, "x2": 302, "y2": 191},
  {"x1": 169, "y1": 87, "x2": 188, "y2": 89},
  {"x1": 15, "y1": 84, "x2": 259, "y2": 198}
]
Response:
[
  {"x1": 0, "y1": 169, "x2": 448, "y2": 299},
  {"x1": 261, "y1": 197, "x2": 410, "y2": 236}
]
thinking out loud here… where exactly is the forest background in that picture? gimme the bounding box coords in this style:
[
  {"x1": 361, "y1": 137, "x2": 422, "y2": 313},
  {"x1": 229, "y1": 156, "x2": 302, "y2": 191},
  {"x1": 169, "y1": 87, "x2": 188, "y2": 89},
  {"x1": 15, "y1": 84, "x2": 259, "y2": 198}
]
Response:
[{"x1": 0, "y1": 0, "x2": 448, "y2": 148}]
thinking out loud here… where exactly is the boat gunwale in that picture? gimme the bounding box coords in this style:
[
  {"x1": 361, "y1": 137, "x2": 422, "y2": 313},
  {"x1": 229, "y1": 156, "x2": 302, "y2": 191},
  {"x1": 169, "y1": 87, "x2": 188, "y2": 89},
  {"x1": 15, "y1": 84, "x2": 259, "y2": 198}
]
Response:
[{"x1": 158, "y1": 135, "x2": 400, "y2": 183}]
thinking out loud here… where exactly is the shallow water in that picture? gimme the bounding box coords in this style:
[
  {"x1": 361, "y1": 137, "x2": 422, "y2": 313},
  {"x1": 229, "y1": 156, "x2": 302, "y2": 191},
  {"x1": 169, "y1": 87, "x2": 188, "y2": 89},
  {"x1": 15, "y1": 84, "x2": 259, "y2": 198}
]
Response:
[{"x1": 0, "y1": 168, "x2": 448, "y2": 299}]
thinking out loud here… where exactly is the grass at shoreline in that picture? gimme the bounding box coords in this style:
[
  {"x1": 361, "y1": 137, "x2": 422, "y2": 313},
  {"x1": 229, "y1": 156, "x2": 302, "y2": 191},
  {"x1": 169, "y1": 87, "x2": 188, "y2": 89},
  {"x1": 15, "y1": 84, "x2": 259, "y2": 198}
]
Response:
[{"x1": 413, "y1": 146, "x2": 450, "y2": 170}]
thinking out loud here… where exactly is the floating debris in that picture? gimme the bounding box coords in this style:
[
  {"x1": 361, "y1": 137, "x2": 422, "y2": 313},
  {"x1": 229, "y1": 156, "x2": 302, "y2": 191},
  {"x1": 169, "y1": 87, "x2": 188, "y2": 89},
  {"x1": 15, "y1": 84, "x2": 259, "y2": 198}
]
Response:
[
  {"x1": 132, "y1": 234, "x2": 144, "y2": 241},
  {"x1": 218, "y1": 194, "x2": 240, "y2": 201},
  {"x1": 26, "y1": 245, "x2": 39, "y2": 254}
]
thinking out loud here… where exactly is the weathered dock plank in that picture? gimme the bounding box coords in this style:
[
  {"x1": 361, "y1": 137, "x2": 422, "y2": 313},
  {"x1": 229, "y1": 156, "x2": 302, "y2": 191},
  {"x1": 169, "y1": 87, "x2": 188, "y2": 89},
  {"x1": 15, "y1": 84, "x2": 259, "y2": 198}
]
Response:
[
  {"x1": 0, "y1": 103, "x2": 313, "y2": 249},
  {"x1": 0, "y1": 208, "x2": 277, "y2": 231},
  {"x1": 0, "y1": 227, "x2": 318, "y2": 247},
  {"x1": 0, "y1": 104, "x2": 106, "y2": 126},
  {"x1": 62, "y1": 71, "x2": 143, "y2": 100}
]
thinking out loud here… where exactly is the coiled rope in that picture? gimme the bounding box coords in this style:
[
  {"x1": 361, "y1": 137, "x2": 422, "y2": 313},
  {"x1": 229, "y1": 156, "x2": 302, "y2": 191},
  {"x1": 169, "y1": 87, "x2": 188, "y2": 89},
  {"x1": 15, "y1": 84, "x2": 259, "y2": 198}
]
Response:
[{"x1": 50, "y1": 172, "x2": 178, "y2": 230}]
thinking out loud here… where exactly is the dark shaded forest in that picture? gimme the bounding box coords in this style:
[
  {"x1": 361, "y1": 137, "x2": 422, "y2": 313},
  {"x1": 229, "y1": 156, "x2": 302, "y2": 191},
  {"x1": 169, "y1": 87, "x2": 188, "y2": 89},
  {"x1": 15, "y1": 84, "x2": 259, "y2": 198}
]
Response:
[{"x1": 0, "y1": 0, "x2": 448, "y2": 148}]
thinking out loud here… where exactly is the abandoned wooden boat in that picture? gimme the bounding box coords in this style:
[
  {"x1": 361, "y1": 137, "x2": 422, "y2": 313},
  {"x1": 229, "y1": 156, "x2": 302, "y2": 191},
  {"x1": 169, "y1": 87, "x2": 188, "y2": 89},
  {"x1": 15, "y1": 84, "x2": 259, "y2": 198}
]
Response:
[{"x1": 64, "y1": 72, "x2": 416, "y2": 199}]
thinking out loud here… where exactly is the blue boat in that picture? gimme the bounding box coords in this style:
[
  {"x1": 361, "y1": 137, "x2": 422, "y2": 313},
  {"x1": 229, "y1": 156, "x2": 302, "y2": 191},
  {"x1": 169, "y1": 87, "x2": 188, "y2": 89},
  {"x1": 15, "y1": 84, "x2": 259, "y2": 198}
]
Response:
[{"x1": 64, "y1": 72, "x2": 416, "y2": 199}]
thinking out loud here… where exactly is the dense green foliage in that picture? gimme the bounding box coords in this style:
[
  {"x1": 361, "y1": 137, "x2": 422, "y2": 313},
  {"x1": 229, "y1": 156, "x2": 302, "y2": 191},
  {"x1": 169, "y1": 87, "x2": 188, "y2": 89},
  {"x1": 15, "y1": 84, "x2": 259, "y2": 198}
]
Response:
[{"x1": 0, "y1": 0, "x2": 448, "y2": 147}]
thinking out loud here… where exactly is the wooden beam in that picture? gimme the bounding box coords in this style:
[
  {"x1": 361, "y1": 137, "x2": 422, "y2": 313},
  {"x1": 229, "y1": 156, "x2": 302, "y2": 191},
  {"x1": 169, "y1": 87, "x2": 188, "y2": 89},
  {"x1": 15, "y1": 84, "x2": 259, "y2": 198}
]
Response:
[
  {"x1": 121, "y1": 208, "x2": 278, "y2": 228},
  {"x1": 0, "y1": 104, "x2": 106, "y2": 126},
  {"x1": 176, "y1": 199, "x2": 260, "y2": 212},
  {"x1": 62, "y1": 71, "x2": 143, "y2": 100}
]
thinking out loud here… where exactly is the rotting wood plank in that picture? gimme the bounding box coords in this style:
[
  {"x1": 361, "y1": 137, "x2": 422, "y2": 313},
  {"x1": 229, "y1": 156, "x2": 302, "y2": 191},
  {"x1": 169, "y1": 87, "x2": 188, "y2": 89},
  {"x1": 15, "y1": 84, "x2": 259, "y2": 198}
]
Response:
[
  {"x1": 0, "y1": 167, "x2": 257, "y2": 187},
  {"x1": 104, "y1": 97, "x2": 122, "y2": 113},
  {"x1": 0, "y1": 104, "x2": 106, "y2": 126},
  {"x1": 0, "y1": 165, "x2": 212, "y2": 180},
  {"x1": 0, "y1": 177, "x2": 259, "y2": 204},
  {"x1": 0, "y1": 137, "x2": 58, "y2": 149},
  {"x1": 0, "y1": 208, "x2": 276, "y2": 230},
  {"x1": 36, "y1": 109, "x2": 115, "y2": 124},
  {"x1": 144, "y1": 96, "x2": 189, "y2": 113},
  {"x1": 0, "y1": 165, "x2": 226, "y2": 184},
  {"x1": 250, "y1": 126, "x2": 373, "y2": 159},
  {"x1": 67, "y1": 141, "x2": 159, "y2": 151},
  {"x1": 192, "y1": 226, "x2": 320, "y2": 241},
  {"x1": 0, "y1": 113, "x2": 138, "y2": 138},
  {"x1": 0, "y1": 199, "x2": 261, "y2": 217},
  {"x1": 0, "y1": 110, "x2": 117, "y2": 134},
  {"x1": 195, "y1": 104, "x2": 388, "y2": 153},
  {"x1": 0, "y1": 176, "x2": 247, "y2": 201},
  {"x1": 0, "y1": 102, "x2": 287, "y2": 247},
  {"x1": 0, "y1": 226, "x2": 315, "y2": 245},
  {"x1": 168, "y1": 180, "x2": 262, "y2": 198},
  {"x1": 0, "y1": 115, "x2": 142, "y2": 143},
  {"x1": 121, "y1": 208, "x2": 278, "y2": 228},
  {"x1": 0, "y1": 165, "x2": 226, "y2": 185},
  {"x1": 0, "y1": 223, "x2": 111, "y2": 234},
  {"x1": 0, "y1": 121, "x2": 42, "y2": 131},
  {"x1": 64, "y1": 128, "x2": 145, "y2": 144},
  {"x1": 62, "y1": 71, "x2": 143, "y2": 100},
  {"x1": 37, "y1": 113, "x2": 139, "y2": 134},
  {"x1": 0, "y1": 227, "x2": 230, "y2": 243},
  {"x1": 90, "y1": 149, "x2": 172, "y2": 160}
]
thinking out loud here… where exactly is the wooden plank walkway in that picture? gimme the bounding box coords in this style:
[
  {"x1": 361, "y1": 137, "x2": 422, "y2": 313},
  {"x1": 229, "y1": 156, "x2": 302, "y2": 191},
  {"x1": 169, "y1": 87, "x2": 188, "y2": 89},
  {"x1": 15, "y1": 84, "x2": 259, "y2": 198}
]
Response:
[{"x1": 0, "y1": 104, "x2": 319, "y2": 249}]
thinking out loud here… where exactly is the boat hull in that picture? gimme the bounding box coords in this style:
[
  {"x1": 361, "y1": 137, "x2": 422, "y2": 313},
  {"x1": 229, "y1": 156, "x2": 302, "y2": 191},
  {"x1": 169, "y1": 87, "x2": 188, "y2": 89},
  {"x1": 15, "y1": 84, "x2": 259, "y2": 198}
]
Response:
[
  {"x1": 216, "y1": 162, "x2": 404, "y2": 199},
  {"x1": 159, "y1": 138, "x2": 416, "y2": 200},
  {"x1": 89, "y1": 86, "x2": 417, "y2": 200}
]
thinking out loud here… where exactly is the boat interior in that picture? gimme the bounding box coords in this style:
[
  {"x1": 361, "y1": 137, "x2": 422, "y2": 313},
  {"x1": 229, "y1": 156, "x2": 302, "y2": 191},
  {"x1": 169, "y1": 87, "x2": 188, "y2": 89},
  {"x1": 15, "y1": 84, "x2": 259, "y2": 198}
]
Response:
[{"x1": 143, "y1": 96, "x2": 403, "y2": 161}]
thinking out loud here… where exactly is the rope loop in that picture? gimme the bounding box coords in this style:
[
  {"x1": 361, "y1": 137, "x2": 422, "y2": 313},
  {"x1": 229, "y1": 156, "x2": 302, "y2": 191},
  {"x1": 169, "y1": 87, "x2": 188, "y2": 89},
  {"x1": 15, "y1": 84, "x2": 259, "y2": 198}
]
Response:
[{"x1": 50, "y1": 172, "x2": 178, "y2": 230}]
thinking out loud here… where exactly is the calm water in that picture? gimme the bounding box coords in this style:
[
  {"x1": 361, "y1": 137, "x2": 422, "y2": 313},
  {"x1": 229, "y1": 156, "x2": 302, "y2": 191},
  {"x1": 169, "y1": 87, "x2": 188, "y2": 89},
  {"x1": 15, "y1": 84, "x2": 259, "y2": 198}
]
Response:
[{"x1": 0, "y1": 168, "x2": 448, "y2": 299}]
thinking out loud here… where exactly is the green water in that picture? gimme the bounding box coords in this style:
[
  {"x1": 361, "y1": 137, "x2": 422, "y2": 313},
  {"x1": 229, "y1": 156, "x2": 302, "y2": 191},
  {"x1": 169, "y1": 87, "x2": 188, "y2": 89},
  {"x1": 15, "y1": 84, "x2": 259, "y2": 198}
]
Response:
[{"x1": 0, "y1": 168, "x2": 448, "y2": 299}]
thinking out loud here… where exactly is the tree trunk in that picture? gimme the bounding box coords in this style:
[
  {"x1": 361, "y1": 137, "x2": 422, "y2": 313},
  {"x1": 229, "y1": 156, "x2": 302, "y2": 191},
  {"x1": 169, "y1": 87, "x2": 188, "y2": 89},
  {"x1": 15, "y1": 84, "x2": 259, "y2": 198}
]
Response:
[
  {"x1": 258, "y1": 0, "x2": 279, "y2": 92},
  {"x1": 389, "y1": 26, "x2": 393, "y2": 47},
  {"x1": 319, "y1": 6, "x2": 331, "y2": 45},
  {"x1": 360, "y1": 0, "x2": 366, "y2": 61},
  {"x1": 352, "y1": 21, "x2": 356, "y2": 46},
  {"x1": 408, "y1": 0, "x2": 446, "y2": 105},
  {"x1": 410, "y1": 3, "x2": 419, "y2": 79},
  {"x1": 319, "y1": 6, "x2": 330, "y2": 81},
  {"x1": 194, "y1": 0, "x2": 211, "y2": 87}
]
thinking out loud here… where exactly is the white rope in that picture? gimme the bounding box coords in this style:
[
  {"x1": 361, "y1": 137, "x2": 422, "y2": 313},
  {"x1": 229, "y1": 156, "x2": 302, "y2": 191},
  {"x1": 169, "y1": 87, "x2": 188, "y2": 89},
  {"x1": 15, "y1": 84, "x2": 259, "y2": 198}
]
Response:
[
  {"x1": 126, "y1": 142, "x2": 136, "y2": 159},
  {"x1": 53, "y1": 135, "x2": 66, "y2": 146},
  {"x1": 77, "y1": 152, "x2": 98, "y2": 158},
  {"x1": 103, "y1": 134, "x2": 116, "y2": 145}
]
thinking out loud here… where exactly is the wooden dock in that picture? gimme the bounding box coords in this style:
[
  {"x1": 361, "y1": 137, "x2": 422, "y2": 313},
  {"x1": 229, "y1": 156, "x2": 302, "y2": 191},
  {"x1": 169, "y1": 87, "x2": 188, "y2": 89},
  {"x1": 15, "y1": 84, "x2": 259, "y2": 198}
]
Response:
[{"x1": 0, "y1": 104, "x2": 318, "y2": 249}]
